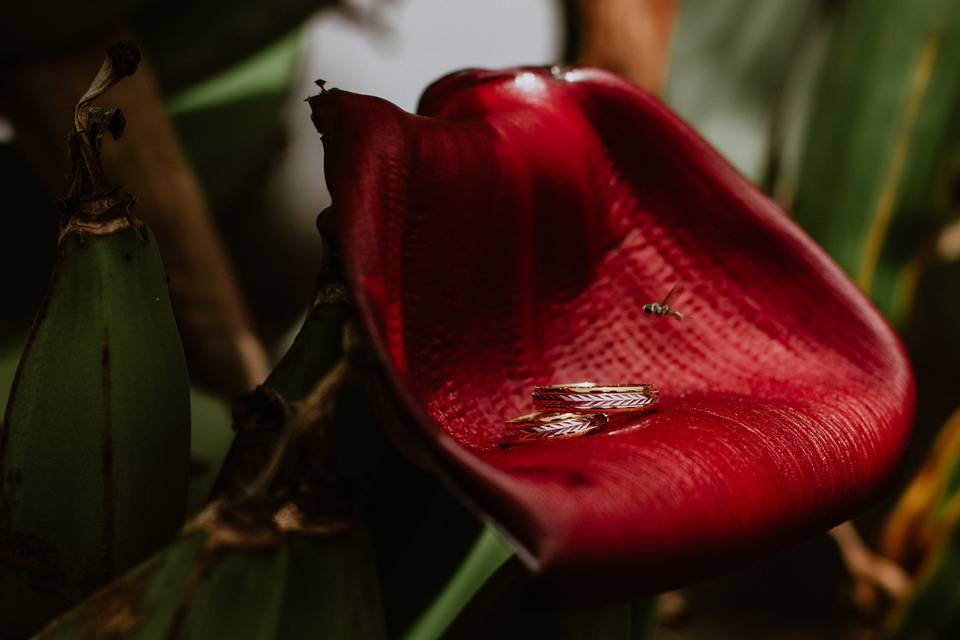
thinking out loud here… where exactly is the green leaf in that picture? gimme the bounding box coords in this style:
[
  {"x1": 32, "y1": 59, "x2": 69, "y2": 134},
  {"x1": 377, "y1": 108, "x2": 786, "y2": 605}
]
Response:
[
  {"x1": 134, "y1": 0, "x2": 334, "y2": 91},
  {"x1": 403, "y1": 524, "x2": 657, "y2": 640},
  {"x1": 35, "y1": 533, "x2": 207, "y2": 640},
  {"x1": 36, "y1": 524, "x2": 385, "y2": 639},
  {"x1": 167, "y1": 30, "x2": 302, "y2": 212},
  {"x1": 810, "y1": 5, "x2": 960, "y2": 636},
  {"x1": 664, "y1": 0, "x2": 824, "y2": 182},
  {"x1": 185, "y1": 389, "x2": 232, "y2": 516},
  {"x1": 794, "y1": 0, "x2": 960, "y2": 324},
  {"x1": 403, "y1": 525, "x2": 514, "y2": 640}
]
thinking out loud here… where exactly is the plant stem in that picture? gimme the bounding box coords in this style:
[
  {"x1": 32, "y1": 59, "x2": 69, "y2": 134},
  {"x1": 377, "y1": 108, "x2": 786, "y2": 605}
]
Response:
[
  {"x1": 244, "y1": 357, "x2": 350, "y2": 502},
  {"x1": 403, "y1": 522, "x2": 660, "y2": 640},
  {"x1": 402, "y1": 524, "x2": 513, "y2": 640}
]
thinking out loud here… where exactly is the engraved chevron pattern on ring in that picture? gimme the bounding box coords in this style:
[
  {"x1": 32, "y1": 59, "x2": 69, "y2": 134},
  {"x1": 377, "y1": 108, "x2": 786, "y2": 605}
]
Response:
[
  {"x1": 532, "y1": 382, "x2": 658, "y2": 411},
  {"x1": 504, "y1": 411, "x2": 608, "y2": 444}
]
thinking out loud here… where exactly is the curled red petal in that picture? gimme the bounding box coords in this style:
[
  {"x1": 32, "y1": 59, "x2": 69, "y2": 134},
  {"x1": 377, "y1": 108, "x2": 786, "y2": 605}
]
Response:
[{"x1": 309, "y1": 67, "x2": 914, "y2": 594}]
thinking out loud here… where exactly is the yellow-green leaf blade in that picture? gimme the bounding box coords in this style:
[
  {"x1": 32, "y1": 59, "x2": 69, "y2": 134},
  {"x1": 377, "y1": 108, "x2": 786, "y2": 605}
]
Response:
[{"x1": 794, "y1": 0, "x2": 960, "y2": 324}]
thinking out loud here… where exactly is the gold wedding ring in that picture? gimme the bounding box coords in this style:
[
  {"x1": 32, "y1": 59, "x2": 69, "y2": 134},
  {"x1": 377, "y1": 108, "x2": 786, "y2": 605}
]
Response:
[
  {"x1": 532, "y1": 382, "x2": 658, "y2": 411},
  {"x1": 503, "y1": 411, "x2": 608, "y2": 444}
]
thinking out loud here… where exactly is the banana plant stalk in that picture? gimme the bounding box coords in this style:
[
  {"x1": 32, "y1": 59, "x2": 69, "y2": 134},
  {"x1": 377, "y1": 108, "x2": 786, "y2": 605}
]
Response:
[
  {"x1": 0, "y1": 29, "x2": 268, "y2": 400},
  {"x1": 210, "y1": 241, "x2": 349, "y2": 501},
  {"x1": 36, "y1": 356, "x2": 386, "y2": 639},
  {"x1": 0, "y1": 41, "x2": 191, "y2": 639}
]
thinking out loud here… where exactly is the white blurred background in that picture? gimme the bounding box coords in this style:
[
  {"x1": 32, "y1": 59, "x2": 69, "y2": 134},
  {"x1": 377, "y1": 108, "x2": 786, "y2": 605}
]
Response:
[{"x1": 275, "y1": 0, "x2": 562, "y2": 242}]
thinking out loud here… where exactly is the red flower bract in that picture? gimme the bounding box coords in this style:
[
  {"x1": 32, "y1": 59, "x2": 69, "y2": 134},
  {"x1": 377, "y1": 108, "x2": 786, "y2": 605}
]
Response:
[{"x1": 309, "y1": 67, "x2": 914, "y2": 595}]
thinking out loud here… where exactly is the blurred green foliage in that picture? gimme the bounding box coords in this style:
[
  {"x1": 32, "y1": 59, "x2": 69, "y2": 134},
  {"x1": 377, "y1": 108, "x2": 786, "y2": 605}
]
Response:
[
  {"x1": 166, "y1": 29, "x2": 322, "y2": 341},
  {"x1": 794, "y1": 0, "x2": 960, "y2": 325},
  {"x1": 133, "y1": 0, "x2": 333, "y2": 91},
  {"x1": 36, "y1": 526, "x2": 386, "y2": 639},
  {"x1": 787, "y1": 0, "x2": 960, "y2": 637},
  {"x1": 166, "y1": 30, "x2": 300, "y2": 208},
  {"x1": 665, "y1": 0, "x2": 825, "y2": 183},
  {"x1": 670, "y1": 1, "x2": 960, "y2": 638},
  {"x1": 887, "y1": 494, "x2": 960, "y2": 638}
]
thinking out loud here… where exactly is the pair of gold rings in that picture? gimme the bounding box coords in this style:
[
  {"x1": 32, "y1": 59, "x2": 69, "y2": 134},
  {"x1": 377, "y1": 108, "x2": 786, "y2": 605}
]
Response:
[{"x1": 504, "y1": 382, "x2": 658, "y2": 445}]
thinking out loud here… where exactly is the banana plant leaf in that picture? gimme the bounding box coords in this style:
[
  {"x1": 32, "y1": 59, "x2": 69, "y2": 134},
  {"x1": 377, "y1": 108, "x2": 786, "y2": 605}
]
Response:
[
  {"x1": 185, "y1": 391, "x2": 233, "y2": 515},
  {"x1": 167, "y1": 30, "x2": 301, "y2": 211},
  {"x1": 309, "y1": 66, "x2": 914, "y2": 597},
  {"x1": 793, "y1": 0, "x2": 960, "y2": 325},
  {"x1": 133, "y1": 0, "x2": 336, "y2": 91},
  {"x1": 168, "y1": 29, "x2": 323, "y2": 340},
  {"x1": 34, "y1": 513, "x2": 385, "y2": 640},
  {"x1": 792, "y1": 2, "x2": 960, "y2": 634},
  {"x1": 664, "y1": 0, "x2": 823, "y2": 183}
]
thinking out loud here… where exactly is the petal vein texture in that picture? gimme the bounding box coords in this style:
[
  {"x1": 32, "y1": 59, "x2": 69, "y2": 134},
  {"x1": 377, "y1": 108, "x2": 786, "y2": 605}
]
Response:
[{"x1": 310, "y1": 66, "x2": 915, "y2": 595}]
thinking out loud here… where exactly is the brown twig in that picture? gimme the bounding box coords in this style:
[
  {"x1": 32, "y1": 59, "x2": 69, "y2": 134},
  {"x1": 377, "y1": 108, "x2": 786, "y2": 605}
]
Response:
[{"x1": 830, "y1": 522, "x2": 912, "y2": 616}]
